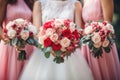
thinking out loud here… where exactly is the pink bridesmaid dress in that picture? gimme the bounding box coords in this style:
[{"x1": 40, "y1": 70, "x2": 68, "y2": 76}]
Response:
[
  {"x1": 0, "y1": 0, "x2": 34, "y2": 80},
  {"x1": 82, "y1": 0, "x2": 120, "y2": 80}
]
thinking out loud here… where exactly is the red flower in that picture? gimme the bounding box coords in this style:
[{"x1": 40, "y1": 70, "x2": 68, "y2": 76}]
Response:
[
  {"x1": 12, "y1": 24, "x2": 17, "y2": 29},
  {"x1": 73, "y1": 30, "x2": 80, "y2": 39},
  {"x1": 43, "y1": 21, "x2": 53, "y2": 29},
  {"x1": 3, "y1": 28, "x2": 8, "y2": 33},
  {"x1": 52, "y1": 43, "x2": 61, "y2": 51},
  {"x1": 29, "y1": 31, "x2": 33, "y2": 37},
  {"x1": 62, "y1": 29, "x2": 72, "y2": 38},
  {"x1": 102, "y1": 21, "x2": 107, "y2": 26},
  {"x1": 64, "y1": 19, "x2": 71, "y2": 27},
  {"x1": 44, "y1": 37, "x2": 52, "y2": 47}
]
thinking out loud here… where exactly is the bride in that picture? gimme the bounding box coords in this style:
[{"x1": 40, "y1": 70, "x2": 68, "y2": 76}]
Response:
[{"x1": 20, "y1": 0, "x2": 94, "y2": 80}]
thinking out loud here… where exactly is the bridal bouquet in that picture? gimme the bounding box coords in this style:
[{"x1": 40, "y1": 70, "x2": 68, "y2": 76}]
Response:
[
  {"x1": 81, "y1": 21, "x2": 115, "y2": 58},
  {"x1": 38, "y1": 19, "x2": 82, "y2": 63},
  {"x1": 3, "y1": 18, "x2": 38, "y2": 61}
]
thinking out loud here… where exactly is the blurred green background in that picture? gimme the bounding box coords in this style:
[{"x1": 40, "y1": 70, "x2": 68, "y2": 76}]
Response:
[{"x1": 79, "y1": 0, "x2": 120, "y2": 60}]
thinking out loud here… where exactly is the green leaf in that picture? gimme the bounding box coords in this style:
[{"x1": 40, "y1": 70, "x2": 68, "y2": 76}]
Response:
[
  {"x1": 37, "y1": 44, "x2": 43, "y2": 49},
  {"x1": 26, "y1": 38, "x2": 35, "y2": 45},
  {"x1": 54, "y1": 51, "x2": 62, "y2": 57},
  {"x1": 11, "y1": 38, "x2": 18, "y2": 46},
  {"x1": 53, "y1": 57, "x2": 64, "y2": 64},
  {"x1": 44, "y1": 52, "x2": 50, "y2": 58},
  {"x1": 103, "y1": 46, "x2": 111, "y2": 53},
  {"x1": 43, "y1": 47, "x2": 52, "y2": 53}
]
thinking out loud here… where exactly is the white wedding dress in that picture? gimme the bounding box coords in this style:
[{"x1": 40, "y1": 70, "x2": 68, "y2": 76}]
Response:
[{"x1": 20, "y1": 0, "x2": 94, "y2": 80}]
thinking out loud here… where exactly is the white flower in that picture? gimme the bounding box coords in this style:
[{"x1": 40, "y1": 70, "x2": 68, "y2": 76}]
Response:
[
  {"x1": 7, "y1": 29, "x2": 16, "y2": 39},
  {"x1": 91, "y1": 32, "x2": 101, "y2": 44},
  {"x1": 50, "y1": 33, "x2": 58, "y2": 42},
  {"x1": 54, "y1": 19, "x2": 64, "y2": 28},
  {"x1": 94, "y1": 42, "x2": 102, "y2": 48},
  {"x1": 84, "y1": 25, "x2": 93, "y2": 34},
  {"x1": 60, "y1": 37, "x2": 71, "y2": 48},
  {"x1": 46, "y1": 28, "x2": 54, "y2": 36},
  {"x1": 28, "y1": 24, "x2": 38, "y2": 35},
  {"x1": 20, "y1": 30, "x2": 29, "y2": 40},
  {"x1": 105, "y1": 23, "x2": 114, "y2": 34},
  {"x1": 70, "y1": 22, "x2": 76, "y2": 32},
  {"x1": 38, "y1": 36, "x2": 47, "y2": 45},
  {"x1": 102, "y1": 38, "x2": 110, "y2": 47},
  {"x1": 6, "y1": 21, "x2": 15, "y2": 30},
  {"x1": 38, "y1": 27, "x2": 46, "y2": 36},
  {"x1": 14, "y1": 18, "x2": 25, "y2": 25}
]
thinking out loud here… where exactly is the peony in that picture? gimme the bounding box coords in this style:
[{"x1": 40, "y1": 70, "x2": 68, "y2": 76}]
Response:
[
  {"x1": 102, "y1": 38, "x2": 110, "y2": 47},
  {"x1": 7, "y1": 29, "x2": 16, "y2": 39},
  {"x1": 28, "y1": 24, "x2": 38, "y2": 35},
  {"x1": 20, "y1": 30, "x2": 29, "y2": 40},
  {"x1": 44, "y1": 37, "x2": 52, "y2": 47},
  {"x1": 60, "y1": 37, "x2": 71, "y2": 48},
  {"x1": 91, "y1": 32, "x2": 101, "y2": 44},
  {"x1": 84, "y1": 25, "x2": 93, "y2": 34},
  {"x1": 70, "y1": 22, "x2": 76, "y2": 32},
  {"x1": 94, "y1": 42, "x2": 102, "y2": 48},
  {"x1": 46, "y1": 28, "x2": 55, "y2": 36},
  {"x1": 50, "y1": 33, "x2": 58, "y2": 42}
]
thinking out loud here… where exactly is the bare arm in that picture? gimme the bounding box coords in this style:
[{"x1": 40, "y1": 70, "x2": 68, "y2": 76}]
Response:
[
  {"x1": 74, "y1": 1, "x2": 84, "y2": 29},
  {"x1": 33, "y1": 0, "x2": 42, "y2": 29},
  {"x1": 0, "y1": 0, "x2": 7, "y2": 39},
  {"x1": 100, "y1": 0, "x2": 114, "y2": 22}
]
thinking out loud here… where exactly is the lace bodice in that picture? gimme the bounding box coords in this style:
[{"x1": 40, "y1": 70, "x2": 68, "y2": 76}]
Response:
[{"x1": 40, "y1": 0, "x2": 76, "y2": 24}]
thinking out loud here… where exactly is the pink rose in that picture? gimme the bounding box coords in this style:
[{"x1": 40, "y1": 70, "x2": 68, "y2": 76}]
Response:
[
  {"x1": 60, "y1": 37, "x2": 71, "y2": 48},
  {"x1": 46, "y1": 28, "x2": 55, "y2": 36},
  {"x1": 38, "y1": 27, "x2": 46, "y2": 36},
  {"x1": 94, "y1": 42, "x2": 102, "y2": 48},
  {"x1": 102, "y1": 38, "x2": 110, "y2": 47},
  {"x1": 84, "y1": 26, "x2": 93, "y2": 34},
  {"x1": 20, "y1": 30, "x2": 29, "y2": 40},
  {"x1": 91, "y1": 32, "x2": 101, "y2": 44},
  {"x1": 50, "y1": 33, "x2": 58, "y2": 42},
  {"x1": 54, "y1": 19, "x2": 64, "y2": 28}
]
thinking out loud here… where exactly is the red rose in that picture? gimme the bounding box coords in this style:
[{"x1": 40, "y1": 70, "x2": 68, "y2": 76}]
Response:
[
  {"x1": 52, "y1": 43, "x2": 61, "y2": 51},
  {"x1": 29, "y1": 31, "x2": 33, "y2": 37},
  {"x1": 64, "y1": 19, "x2": 71, "y2": 27},
  {"x1": 3, "y1": 28, "x2": 8, "y2": 33},
  {"x1": 43, "y1": 21, "x2": 53, "y2": 29},
  {"x1": 62, "y1": 29, "x2": 72, "y2": 38},
  {"x1": 102, "y1": 21, "x2": 107, "y2": 26},
  {"x1": 73, "y1": 30, "x2": 80, "y2": 39},
  {"x1": 44, "y1": 37, "x2": 52, "y2": 47},
  {"x1": 12, "y1": 24, "x2": 17, "y2": 29}
]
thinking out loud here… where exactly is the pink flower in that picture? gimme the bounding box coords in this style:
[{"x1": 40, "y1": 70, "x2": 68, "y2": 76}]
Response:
[
  {"x1": 50, "y1": 33, "x2": 58, "y2": 42},
  {"x1": 91, "y1": 32, "x2": 101, "y2": 44},
  {"x1": 54, "y1": 19, "x2": 64, "y2": 28},
  {"x1": 102, "y1": 38, "x2": 110, "y2": 47},
  {"x1": 20, "y1": 30, "x2": 29, "y2": 40},
  {"x1": 38, "y1": 27, "x2": 46, "y2": 36},
  {"x1": 84, "y1": 25, "x2": 93, "y2": 34},
  {"x1": 94, "y1": 42, "x2": 102, "y2": 48},
  {"x1": 60, "y1": 37, "x2": 71, "y2": 48},
  {"x1": 46, "y1": 28, "x2": 55, "y2": 36}
]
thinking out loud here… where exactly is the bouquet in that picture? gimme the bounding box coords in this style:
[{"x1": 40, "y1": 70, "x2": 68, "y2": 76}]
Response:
[
  {"x1": 38, "y1": 19, "x2": 82, "y2": 63},
  {"x1": 3, "y1": 18, "x2": 38, "y2": 61},
  {"x1": 81, "y1": 21, "x2": 115, "y2": 58}
]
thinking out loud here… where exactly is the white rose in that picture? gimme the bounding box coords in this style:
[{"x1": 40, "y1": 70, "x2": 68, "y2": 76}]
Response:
[
  {"x1": 105, "y1": 24, "x2": 114, "y2": 34},
  {"x1": 50, "y1": 33, "x2": 58, "y2": 42},
  {"x1": 46, "y1": 28, "x2": 54, "y2": 36},
  {"x1": 94, "y1": 42, "x2": 102, "y2": 48},
  {"x1": 60, "y1": 37, "x2": 71, "y2": 48},
  {"x1": 14, "y1": 18, "x2": 25, "y2": 25},
  {"x1": 54, "y1": 19, "x2": 64, "y2": 28},
  {"x1": 20, "y1": 30, "x2": 29, "y2": 40},
  {"x1": 38, "y1": 36, "x2": 47, "y2": 45},
  {"x1": 6, "y1": 21, "x2": 15, "y2": 30},
  {"x1": 70, "y1": 22, "x2": 76, "y2": 32},
  {"x1": 91, "y1": 32, "x2": 101, "y2": 44},
  {"x1": 38, "y1": 27, "x2": 46, "y2": 36},
  {"x1": 28, "y1": 24, "x2": 38, "y2": 35},
  {"x1": 7, "y1": 29, "x2": 16, "y2": 39},
  {"x1": 102, "y1": 38, "x2": 110, "y2": 47},
  {"x1": 84, "y1": 25, "x2": 93, "y2": 34}
]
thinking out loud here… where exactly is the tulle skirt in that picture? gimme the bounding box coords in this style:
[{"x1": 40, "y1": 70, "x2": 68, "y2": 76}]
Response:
[
  {"x1": 0, "y1": 41, "x2": 34, "y2": 80},
  {"x1": 20, "y1": 48, "x2": 94, "y2": 80},
  {"x1": 81, "y1": 43, "x2": 120, "y2": 80}
]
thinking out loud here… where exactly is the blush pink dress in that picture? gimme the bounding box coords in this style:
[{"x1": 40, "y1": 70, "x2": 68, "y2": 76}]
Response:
[
  {"x1": 0, "y1": 0, "x2": 34, "y2": 80},
  {"x1": 82, "y1": 0, "x2": 120, "y2": 80}
]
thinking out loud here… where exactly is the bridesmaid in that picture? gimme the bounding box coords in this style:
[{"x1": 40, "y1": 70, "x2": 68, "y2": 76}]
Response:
[
  {"x1": 81, "y1": 0, "x2": 120, "y2": 80},
  {"x1": 0, "y1": 0, "x2": 35, "y2": 80}
]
